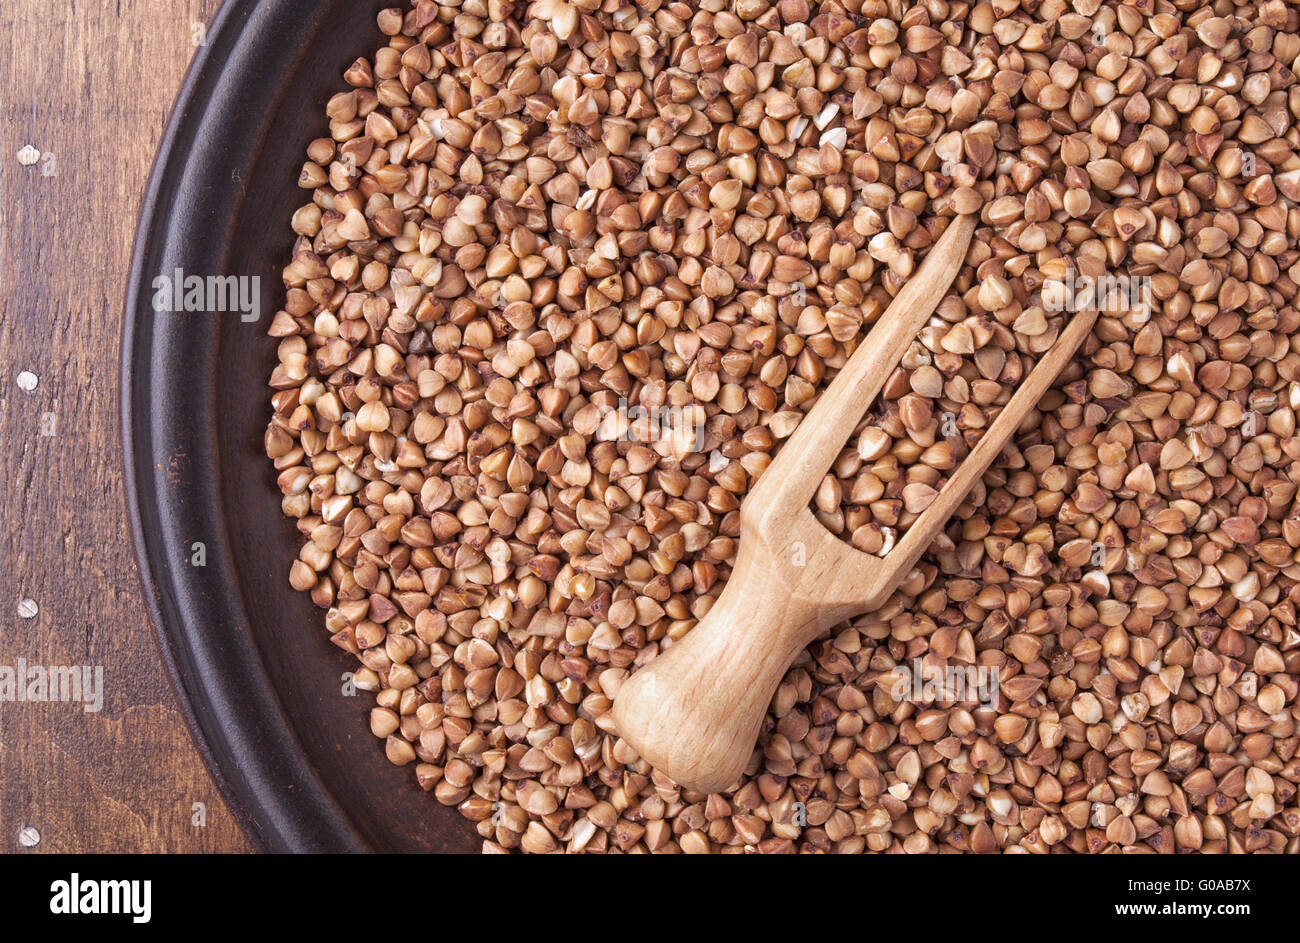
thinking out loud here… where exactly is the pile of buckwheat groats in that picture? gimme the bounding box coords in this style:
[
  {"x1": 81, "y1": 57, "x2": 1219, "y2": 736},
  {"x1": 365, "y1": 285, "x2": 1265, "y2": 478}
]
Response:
[{"x1": 264, "y1": 0, "x2": 1300, "y2": 852}]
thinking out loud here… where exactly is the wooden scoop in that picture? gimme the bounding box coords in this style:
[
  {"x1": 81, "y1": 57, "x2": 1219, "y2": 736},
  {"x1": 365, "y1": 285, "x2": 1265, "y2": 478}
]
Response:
[{"x1": 612, "y1": 213, "x2": 1099, "y2": 793}]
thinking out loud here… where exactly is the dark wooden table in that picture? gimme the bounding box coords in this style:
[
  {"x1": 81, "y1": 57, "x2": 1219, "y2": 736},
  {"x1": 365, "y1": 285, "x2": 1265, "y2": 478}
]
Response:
[{"x1": 0, "y1": 0, "x2": 250, "y2": 852}]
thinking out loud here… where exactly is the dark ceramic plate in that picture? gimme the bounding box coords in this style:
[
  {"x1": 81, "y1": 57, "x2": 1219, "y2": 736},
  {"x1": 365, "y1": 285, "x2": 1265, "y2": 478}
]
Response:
[{"x1": 122, "y1": 0, "x2": 477, "y2": 853}]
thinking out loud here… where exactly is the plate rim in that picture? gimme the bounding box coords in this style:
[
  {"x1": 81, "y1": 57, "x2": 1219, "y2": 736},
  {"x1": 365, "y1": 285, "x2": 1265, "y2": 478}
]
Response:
[{"x1": 120, "y1": 0, "x2": 375, "y2": 854}]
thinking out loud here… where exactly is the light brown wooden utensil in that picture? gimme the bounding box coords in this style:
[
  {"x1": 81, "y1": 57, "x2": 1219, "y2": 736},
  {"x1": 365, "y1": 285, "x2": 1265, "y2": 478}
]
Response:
[{"x1": 613, "y1": 213, "x2": 1100, "y2": 793}]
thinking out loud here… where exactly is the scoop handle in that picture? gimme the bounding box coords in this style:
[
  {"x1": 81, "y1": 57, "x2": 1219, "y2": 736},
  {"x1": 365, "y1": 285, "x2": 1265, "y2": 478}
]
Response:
[{"x1": 612, "y1": 538, "x2": 829, "y2": 794}]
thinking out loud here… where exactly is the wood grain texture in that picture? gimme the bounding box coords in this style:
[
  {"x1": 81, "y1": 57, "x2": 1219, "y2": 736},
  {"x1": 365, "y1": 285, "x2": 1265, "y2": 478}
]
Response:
[{"x1": 0, "y1": 0, "x2": 250, "y2": 852}]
